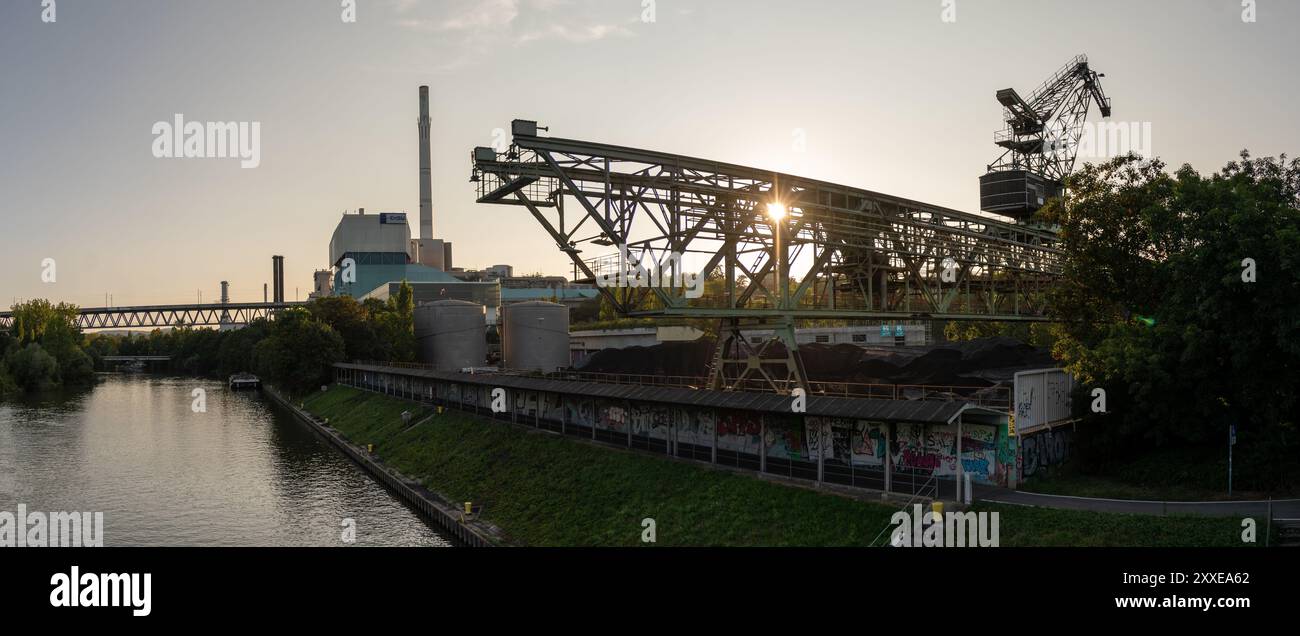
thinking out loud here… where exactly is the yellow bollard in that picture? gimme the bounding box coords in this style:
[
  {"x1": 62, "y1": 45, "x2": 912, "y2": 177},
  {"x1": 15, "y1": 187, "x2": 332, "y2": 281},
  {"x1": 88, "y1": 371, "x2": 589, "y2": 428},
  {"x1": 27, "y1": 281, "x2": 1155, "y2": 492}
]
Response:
[
  {"x1": 367, "y1": 444, "x2": 373, "y2": 454},
  {"x1": 437, "y1": 406, "x2": 444, "y2": 415},
  {"x1": 464, "y1": 502, "x2": 473, "y2": 515},
  {"x1": 931, "y1": 501, "x2": 944, "y2": 524}
]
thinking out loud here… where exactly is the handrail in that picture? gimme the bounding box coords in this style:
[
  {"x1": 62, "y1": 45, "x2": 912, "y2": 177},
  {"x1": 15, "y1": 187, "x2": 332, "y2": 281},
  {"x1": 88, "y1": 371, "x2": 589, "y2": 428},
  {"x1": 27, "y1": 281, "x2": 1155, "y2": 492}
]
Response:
[
  {"x1": 868, "y1": 471, "x2": 940, "y2": 548},
  {"x1": 346, "y1": 361, "x2": 1011, "y2": 410}
]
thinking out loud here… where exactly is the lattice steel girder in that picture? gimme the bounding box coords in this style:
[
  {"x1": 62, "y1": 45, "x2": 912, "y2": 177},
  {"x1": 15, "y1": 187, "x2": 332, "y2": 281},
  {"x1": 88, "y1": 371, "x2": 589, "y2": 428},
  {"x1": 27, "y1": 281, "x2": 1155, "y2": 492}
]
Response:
[
  {"x1": 472, "y1": 124, "x2": 1063, "y2": 321},
  {"x1": 0, "y1": 302, "x2": 307, "y2": 331}
]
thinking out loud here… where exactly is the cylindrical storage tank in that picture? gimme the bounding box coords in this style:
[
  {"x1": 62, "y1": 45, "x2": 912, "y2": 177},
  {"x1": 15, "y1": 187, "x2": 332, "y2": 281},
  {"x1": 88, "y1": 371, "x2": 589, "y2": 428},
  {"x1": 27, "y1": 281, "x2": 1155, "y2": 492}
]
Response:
[
  {"x1": 503, "y1": 301, "x2": 570, "y2": 373},
  {"x1": 415, "y1": 300, "x2": 488, "y2": 371}
]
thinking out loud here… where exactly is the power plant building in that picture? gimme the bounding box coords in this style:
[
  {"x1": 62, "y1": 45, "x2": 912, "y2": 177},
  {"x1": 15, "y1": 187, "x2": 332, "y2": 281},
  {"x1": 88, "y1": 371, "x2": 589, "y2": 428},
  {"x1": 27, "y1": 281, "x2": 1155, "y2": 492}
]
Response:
[{"x1": 318, "y1": 86, "x2": 502, "y2": 323}]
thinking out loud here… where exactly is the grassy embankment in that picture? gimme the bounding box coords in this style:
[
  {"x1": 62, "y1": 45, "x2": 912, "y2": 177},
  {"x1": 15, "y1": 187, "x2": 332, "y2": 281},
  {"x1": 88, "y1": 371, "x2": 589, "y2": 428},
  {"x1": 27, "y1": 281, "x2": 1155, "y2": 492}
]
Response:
[
  {"x1": 1019, "y1": 446, "x2": 1299, "y2": 501},
  {"x1": 299, "y1": 386, "x2": 1260, "y2": 547}
]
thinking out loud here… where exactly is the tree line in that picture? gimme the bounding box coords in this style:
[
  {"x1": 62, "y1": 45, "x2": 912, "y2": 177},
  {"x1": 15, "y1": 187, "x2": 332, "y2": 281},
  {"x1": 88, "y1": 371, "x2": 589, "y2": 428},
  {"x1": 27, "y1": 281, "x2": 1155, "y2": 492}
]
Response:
[{"x1": 1, "y1": 282, "x2": 417, "y2": 397}]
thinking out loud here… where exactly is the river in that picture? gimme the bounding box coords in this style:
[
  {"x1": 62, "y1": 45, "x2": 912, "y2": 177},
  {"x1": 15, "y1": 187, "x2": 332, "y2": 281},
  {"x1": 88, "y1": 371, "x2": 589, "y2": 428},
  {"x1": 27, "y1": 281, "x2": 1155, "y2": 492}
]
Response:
[{"x1": 0, "y1": 374, "x2": 451, "y2": 547}]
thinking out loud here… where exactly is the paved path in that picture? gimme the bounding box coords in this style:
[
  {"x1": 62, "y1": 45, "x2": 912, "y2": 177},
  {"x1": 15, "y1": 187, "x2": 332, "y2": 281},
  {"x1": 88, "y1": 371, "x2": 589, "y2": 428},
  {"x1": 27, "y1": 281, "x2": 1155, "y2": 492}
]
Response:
[{"x1": 970, "y1": 482, "x2": 1300, "y2": 518}]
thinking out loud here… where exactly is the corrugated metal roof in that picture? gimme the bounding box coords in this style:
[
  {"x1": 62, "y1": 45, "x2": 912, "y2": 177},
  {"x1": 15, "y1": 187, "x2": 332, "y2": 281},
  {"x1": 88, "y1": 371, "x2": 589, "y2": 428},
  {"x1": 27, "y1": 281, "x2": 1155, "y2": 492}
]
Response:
[{"x1": 338, "y1": 364, "x2": 999, "y2": 425}]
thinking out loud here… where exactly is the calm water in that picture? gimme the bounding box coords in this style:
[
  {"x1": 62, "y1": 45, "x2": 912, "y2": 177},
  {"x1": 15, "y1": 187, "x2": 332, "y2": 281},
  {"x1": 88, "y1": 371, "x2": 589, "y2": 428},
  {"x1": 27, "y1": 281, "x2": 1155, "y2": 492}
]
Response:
[{"x1": 0, "y1": 375, "x2": 451, "y2": 547}]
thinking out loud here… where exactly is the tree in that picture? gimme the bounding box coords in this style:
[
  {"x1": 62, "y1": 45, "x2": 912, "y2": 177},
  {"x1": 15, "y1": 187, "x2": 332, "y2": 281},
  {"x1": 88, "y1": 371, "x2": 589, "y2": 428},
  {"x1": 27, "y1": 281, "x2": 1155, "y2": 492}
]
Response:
[
  {"x1": 1043, "y1": 152, "x2": 1300, "y2": 487},
  {"x1": 252, "y1": 309, "x2": 345, "y2": 394},
  {"x1": 7, "y1": 299, "x2": 93, "y2": 386},
  {"x1": 7, "y1": 343, "x2": 60, "y2": 392},
  {"x1": 308, "y1": 296, "x2": 379, "y2": 362}
]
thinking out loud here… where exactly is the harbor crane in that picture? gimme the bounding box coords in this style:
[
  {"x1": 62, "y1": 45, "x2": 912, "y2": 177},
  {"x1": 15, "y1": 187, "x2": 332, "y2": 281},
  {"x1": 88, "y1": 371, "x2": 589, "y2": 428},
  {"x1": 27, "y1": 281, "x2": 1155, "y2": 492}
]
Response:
[{"x1": 980, "y1": 54, "x2": 1112, "y2": 219}]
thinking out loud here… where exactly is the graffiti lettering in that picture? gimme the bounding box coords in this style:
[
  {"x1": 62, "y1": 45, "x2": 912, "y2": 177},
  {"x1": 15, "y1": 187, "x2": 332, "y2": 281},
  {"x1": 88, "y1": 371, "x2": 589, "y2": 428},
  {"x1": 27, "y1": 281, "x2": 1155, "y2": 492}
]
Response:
[{"x1": 1021, "y1": 430, "x2": 1070, "y2": 477}]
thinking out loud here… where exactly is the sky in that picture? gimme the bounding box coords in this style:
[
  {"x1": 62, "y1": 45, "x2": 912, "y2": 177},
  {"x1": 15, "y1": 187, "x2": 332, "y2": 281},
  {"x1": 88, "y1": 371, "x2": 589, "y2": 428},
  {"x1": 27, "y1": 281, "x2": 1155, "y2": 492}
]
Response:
[{"x1": 1, "y1": 0, "x2": 1297, "y2": 308}]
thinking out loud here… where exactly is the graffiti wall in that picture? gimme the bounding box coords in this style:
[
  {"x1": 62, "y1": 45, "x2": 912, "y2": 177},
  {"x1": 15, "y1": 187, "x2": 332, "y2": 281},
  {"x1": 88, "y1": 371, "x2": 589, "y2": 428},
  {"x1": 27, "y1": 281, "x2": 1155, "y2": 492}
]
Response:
[
  {"x1": 540, "y1": 392, "x2": 565, "y2": 423},
  {"x1": 716, "y1": 410, "x2": 762, "y2": 455},
  {"x1": 565, "y1": 398, "x2": 594, "y2": 427},
  {"x1": 596, "y1": 400, "x2": 627, "y2": 433},
  {"x1": 514, "y1": 390, "x2": 539, "y2": 418},
  {"x1": 994, "y1": 424, "x2": 1018, "y2": 486},
  {"x1": 348, "y1": 371, "x2": 1028, "y2": 488},
  {"x1": 766, "y1": 415, "x2": 812, "y2": 460},
  {"x1": 958, "y1": 425, "x2": 997, "y2": 483},
  {"x1": 851, "y1": 422, "x2": 889, "y2": 467},
  {"x1": 675, "y1": 410, "x2": 715, "y2": 448},
  {"x1": 1020, "y1": 428, "x2": 1070, "y2": 478},
  {"x1": 628, "y1": 404, "x2": 671, "y2": 441}
]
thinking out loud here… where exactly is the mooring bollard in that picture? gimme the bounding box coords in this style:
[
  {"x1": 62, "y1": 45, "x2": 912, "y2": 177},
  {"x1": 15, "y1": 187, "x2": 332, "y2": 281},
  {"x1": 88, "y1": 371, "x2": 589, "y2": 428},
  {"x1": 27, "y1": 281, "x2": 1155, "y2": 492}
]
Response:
[{"x1": 367, "y1": 444, "x2": 373, "y2": 454}]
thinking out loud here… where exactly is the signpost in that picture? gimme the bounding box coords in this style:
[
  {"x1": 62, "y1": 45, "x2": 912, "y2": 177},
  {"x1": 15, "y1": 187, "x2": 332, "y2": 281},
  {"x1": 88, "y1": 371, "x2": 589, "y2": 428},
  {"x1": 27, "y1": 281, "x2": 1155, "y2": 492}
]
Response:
[{"x1": 1228, "y1": 424, "x2": 1236, "y2": 497}]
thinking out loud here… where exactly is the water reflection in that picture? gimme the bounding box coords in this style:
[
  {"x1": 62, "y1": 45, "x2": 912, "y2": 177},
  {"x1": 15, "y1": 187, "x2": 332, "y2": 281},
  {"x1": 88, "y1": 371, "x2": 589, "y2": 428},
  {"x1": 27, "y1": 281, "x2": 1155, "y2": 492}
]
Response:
[{"x1": 0, "y1": 375, "x2": 450, "y2": 547}]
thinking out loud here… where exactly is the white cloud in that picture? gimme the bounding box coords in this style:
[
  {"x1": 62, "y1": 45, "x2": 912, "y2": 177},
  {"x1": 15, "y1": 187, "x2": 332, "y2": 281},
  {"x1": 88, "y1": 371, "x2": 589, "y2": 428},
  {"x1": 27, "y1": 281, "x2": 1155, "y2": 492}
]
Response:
[
  {"x1": 395, "y1": 0, "x2": 632, "y2": 46},
  {"x1": 516, "y1": 23, "x2": 634, "y2": 45}
]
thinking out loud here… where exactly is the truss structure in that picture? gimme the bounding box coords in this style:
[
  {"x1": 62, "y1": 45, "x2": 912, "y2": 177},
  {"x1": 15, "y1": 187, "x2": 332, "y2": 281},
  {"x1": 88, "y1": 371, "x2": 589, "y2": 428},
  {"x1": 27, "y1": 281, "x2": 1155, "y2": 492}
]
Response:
[
  {"x1": 470, "y1": 122, "x2": 1063, "y2": 392},
  {"x1": 473, "y1": 121, "x2": 1061, "y2": 320},
  {"x1": 0, "y1": 302, "x2": 306, "y2": 331}
]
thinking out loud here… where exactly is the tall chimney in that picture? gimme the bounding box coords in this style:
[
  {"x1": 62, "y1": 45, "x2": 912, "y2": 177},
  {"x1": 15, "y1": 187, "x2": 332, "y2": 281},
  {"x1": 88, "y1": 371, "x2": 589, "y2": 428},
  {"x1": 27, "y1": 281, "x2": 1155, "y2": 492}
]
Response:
[
  {"x1": 272, "y1": 256, "x2": 285, "y2": 304},
  {"x1": 418, "y1": 86, "x2": 433, "y2": 240}
]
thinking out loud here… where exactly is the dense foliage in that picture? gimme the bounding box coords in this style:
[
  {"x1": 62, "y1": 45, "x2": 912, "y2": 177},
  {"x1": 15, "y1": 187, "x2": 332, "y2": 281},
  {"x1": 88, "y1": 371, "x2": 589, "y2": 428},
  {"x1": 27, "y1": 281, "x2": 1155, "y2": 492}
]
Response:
[
  {"x1": 1044, "y1": 152, "x2": 1300, "y2": 488},
  {"x1": 0, "y1": 299, "x2": 94, "y2": 394}
]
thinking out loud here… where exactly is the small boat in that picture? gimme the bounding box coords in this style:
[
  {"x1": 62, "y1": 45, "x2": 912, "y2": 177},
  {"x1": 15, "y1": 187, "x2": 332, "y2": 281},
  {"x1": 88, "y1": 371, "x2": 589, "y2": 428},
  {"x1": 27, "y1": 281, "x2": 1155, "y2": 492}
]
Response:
[
  {"x1": 228, "y1": 373, "x2": 261, "y2": 390},
  {"x1": 117, "y1": 360, "x2": 146, "y2": 373}
]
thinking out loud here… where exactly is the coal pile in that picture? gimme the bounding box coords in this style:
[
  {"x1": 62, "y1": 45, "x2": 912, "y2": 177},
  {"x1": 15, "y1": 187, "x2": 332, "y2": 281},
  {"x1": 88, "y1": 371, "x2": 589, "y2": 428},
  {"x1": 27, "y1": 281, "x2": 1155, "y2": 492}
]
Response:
[
  {"x1": 577, "y1": 336, "x2": 1053, "y2": 386},
  {"x1": 577, "y1": 339, "x2": 716, "y2": 377}
]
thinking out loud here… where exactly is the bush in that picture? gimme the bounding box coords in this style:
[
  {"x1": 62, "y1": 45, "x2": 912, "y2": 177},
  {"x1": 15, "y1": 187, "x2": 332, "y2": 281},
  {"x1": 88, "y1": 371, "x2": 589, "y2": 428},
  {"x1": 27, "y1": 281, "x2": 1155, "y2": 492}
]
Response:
[{"x1": 7, "y1": 343, "x2": 60, "y2": 392}]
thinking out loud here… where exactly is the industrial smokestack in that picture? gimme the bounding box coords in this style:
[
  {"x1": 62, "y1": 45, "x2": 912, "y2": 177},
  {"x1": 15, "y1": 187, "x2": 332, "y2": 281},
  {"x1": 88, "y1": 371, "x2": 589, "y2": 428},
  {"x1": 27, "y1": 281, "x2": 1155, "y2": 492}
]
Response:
[
  {"x1": 221, "y1": 281, "x2": 230, "y2": 305},
  {"x1": 418, "y1": 86, "x2": 434, "y2": 240},
  {"x1": 272, "y1": 256, "x2": 285, "y2": 304}
]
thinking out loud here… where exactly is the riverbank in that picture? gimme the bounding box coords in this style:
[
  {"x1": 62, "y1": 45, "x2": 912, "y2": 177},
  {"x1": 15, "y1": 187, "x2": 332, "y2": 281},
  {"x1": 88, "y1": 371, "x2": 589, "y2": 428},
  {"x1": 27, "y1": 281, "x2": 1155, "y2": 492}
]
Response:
[
  {"x1": 301, "y1": 385, "x2": 1264, "y2": 547},
  {"x1": 265, "y1": 386, "x2": 500, "y2": 547}
]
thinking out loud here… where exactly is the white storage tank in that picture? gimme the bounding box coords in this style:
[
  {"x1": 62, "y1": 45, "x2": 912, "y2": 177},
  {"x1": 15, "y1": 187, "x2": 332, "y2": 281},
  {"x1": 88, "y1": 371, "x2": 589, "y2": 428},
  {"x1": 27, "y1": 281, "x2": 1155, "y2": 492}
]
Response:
[
  {"x1": 503, "y1": 301, "x2": 570, "y2": 372},
  {"x1": 415, "y1": 300, "x2": 488, "y2": 371}
]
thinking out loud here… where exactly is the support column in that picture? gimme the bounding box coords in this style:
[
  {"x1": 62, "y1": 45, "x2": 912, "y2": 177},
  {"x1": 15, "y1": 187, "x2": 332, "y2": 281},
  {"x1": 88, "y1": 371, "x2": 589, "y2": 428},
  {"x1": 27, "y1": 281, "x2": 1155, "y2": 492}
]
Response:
[
  {"x1": 711, "y1": 411, "x2": 718, "y2": 464},
  {"x1": 956, "y1": 416, "x2": 964, "y2": 503},
  {"x1": 816, "y1": 418, "x2": 824, "y2": 484},
  {"x1": 884, "y1": 423, "x2": 893, "y2": 494},
  {"x1": 759, "y1": 415, "x2": 767, "y2": 474}
]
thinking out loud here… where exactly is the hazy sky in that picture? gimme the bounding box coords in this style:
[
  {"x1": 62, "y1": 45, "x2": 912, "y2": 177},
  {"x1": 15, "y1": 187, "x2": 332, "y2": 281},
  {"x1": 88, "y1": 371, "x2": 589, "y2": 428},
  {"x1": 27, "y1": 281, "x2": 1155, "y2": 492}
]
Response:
[{"x1": 2, "y1": 0, "x2": 1297, "y2": 308}]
